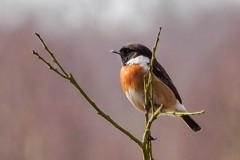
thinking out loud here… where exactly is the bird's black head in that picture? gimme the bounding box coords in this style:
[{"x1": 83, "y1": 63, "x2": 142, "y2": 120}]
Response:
[{"x1": 111, "y1": 44, "x2": 152, "y2": 66}]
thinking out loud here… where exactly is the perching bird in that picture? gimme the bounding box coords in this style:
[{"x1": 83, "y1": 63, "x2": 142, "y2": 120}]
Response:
[{"x1": 111, "y1": 44, "x2": 201, "y2": 132}]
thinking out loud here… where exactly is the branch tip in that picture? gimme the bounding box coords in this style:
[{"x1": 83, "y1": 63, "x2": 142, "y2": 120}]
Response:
[
  {"x1": 35, "y1": 32, "x2": 40, "y2": 37},
  {"x1": 32, "y1": 50, "x2": 37, "y2": 55}
]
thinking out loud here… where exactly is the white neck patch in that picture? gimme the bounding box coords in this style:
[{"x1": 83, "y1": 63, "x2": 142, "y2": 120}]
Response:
[{"x1": 126, "y1": 55, "x2": 150, "y2": 70}]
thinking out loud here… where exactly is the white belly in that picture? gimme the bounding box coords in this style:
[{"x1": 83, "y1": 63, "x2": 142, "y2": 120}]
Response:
[
  {"x1": 125, "y1": 88, "x2": 145, "y2": 111},
  {"x1": 125, "y1": 88, "x2": 187, "y2": 113}
]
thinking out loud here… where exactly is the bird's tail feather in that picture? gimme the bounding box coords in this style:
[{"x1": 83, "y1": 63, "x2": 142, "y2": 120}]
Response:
[{"x1": 181, "y1": 115, "x2": 201, "y2": 132}]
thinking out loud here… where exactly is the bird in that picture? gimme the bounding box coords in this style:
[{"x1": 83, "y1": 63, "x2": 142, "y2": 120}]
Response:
[{"x1": 110, "y1": 43, "x2": 201, "y2": 132}]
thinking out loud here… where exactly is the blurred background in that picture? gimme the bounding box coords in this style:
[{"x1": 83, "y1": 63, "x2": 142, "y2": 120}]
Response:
[{"x1": 1, "y1": 0, "x2": 240, "y2": 159}]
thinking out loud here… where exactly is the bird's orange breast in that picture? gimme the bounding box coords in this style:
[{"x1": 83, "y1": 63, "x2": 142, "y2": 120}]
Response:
[
  {"x1": 120, "y1": 65, "x2": 147, "y2": 111},
  {"x1": 120, "y1": 64, "x2": 178, "y2": 112},
  {"x1": 120, "y1": 64, "x2": 146, "y2": 93}
]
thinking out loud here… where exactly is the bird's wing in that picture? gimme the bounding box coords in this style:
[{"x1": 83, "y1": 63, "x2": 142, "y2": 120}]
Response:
[{"x1": 152, "y1": 60, "x2": 182, "y2": 104}]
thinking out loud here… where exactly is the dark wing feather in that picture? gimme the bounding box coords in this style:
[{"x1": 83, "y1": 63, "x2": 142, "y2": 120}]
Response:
[{"x1": 152, "y1": 60, "x2": 182, "y2": 104}]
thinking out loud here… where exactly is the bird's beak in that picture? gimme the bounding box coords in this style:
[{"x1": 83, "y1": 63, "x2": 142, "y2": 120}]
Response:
[{"x1": 110, "y1": 50, "x2": 120, "y2": 54}]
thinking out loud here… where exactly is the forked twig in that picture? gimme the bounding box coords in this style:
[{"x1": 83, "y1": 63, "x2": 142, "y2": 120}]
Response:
[{"x1": 32, "y1": 33, "x2": 142, "y2": 147}]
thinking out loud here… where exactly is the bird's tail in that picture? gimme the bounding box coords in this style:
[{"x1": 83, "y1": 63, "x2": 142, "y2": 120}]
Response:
[{"x1": 181, "y1": 115, "x2": 201, "y2": 132}]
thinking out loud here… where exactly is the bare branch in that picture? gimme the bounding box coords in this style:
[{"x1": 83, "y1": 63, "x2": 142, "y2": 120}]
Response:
[
  {"x1": 32, "y1": 33, "x2": 142, "y2": 148},
  {"x1": 32, "y1": 50, "x2": 68, "y2": 79},
  {"x1": 35, "y1": 33, "x2": 68, "y2": 76}
]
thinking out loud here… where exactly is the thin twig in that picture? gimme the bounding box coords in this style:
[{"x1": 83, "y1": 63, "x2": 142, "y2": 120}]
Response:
[
  {"x1": 68, "y1": 73, "x2": 142, "y2": 147},
  {"x1": 32, "y1": 33, "x2": 142, "y2": 148},
  {"x1": 142, "y1": 27, "x2": 162, "y2": 160},
  {"x1": 35, "y1": 33, "x2": 68, "y2": 76},
  {"x1": 32, "y1": 50, "x2": 68, "y2": 79},
  {"x1": 151, "y1": 27, "x2": 162, "y2": 63},
  {"x1": 164, "y1": 110, "x2": 205, "y2": 116},
  {"x1": 146, "y1": 105, "x2": 163, "y2": 133}
]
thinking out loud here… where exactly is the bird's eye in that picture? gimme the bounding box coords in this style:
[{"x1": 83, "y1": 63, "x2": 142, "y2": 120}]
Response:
[
  {"x1": 119, "y1": 48, "x2": 133, "y2": 57},
  {"x1": 122, "y1": 49, "x2": 130, "y2": 56},
  {"x1": 124, "y1": 49, "x2": 130, "y2": 53}
]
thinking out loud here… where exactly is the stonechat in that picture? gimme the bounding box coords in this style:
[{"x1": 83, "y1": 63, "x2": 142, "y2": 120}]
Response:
[{"x1": 111, "y1": 44, "x2": 201, "y2": 132}]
